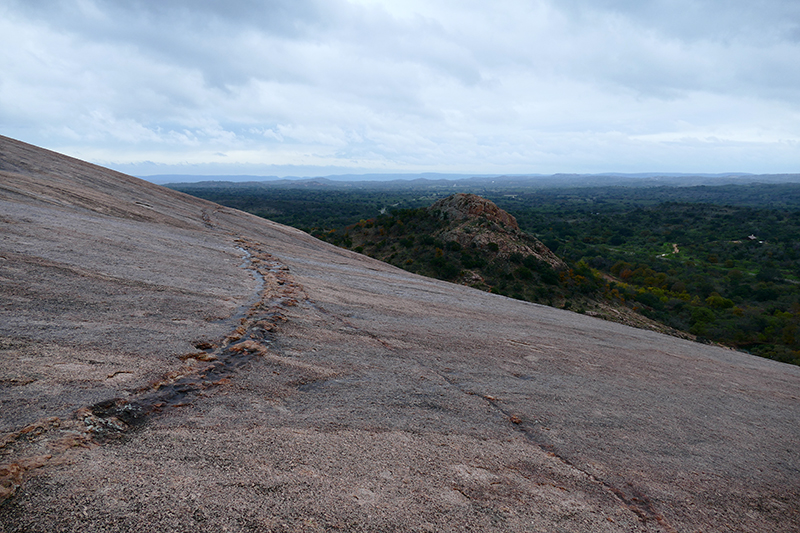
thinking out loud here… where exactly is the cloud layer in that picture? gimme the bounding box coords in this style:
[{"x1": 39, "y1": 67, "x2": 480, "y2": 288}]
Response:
[{"x1": 2, "y1": 0, "x2": 798, "y2": 176}]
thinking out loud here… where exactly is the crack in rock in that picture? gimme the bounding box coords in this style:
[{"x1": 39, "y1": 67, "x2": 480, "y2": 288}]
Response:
[
  {"x1": 0, "y1": 238, "x2": 304, "y2": 501},
  {"x1": 79, "y1": 238, "x2": 305, "y2": 440}
]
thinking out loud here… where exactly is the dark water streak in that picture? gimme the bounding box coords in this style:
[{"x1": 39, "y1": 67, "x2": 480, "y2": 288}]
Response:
[{"x1": 84, "y1": 244, "x2": 289, "y2": 439}]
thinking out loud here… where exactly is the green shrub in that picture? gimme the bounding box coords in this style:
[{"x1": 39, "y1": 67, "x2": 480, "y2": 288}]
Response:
[{"x1": 514, "y1": 266, "x2": 534, "y2": 280}]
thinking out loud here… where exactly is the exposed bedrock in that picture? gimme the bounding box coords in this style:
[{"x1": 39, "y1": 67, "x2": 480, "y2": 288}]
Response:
[{"x1": 1, "y1": 136, "x2": 798, "y2": 532}]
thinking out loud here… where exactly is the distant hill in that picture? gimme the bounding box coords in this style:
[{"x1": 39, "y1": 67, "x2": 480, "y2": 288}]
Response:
[{"x1": 315, "y1": 193, "x2": 688, "y2": 337}]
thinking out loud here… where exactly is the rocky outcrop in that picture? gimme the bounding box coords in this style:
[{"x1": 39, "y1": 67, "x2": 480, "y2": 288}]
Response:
[
  {"x1": 430, "y1": 193, "x2": 519, "y2": 230},
  {"x1": 429, "y1": 193, "x2": 566, "y2": 270}
]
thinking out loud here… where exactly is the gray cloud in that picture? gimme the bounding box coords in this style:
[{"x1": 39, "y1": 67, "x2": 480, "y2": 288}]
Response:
[
  {"x1": 560, "y1": 0, "x2": 800, "y2": 41},
  {"x1": 1, "y1": 0, "x2": 797, "y2": 175}
]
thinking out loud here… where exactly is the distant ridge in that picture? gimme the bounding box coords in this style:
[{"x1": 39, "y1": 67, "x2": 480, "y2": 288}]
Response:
[
  {"x1": 153, "y1": 171, "x2": 800, "y2": 188},
  {"x1": 145, "y1": 172, "x2": 496, "y2": 184}
]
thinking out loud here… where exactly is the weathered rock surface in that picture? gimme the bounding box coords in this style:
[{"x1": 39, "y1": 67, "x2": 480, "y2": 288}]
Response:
[
  {"x1": 429, "y1": 193, "x2": 566, "y2": 269},
  {"x1": 431, "y1": 193, "x2": 521, "y2": 230},
  {"x1": 1, "y1": 136, "x2": 799, "y2": 532}
]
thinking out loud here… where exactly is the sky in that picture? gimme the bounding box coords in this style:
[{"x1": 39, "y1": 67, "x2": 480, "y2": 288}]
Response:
[{"x1": 1, "y1": 0, "x2": 799, "y2": 178}]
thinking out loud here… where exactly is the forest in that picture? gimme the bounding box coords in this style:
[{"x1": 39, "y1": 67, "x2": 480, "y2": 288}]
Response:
[{"x1": 170, "y1": 180, "x2": 800, "y2": 366}]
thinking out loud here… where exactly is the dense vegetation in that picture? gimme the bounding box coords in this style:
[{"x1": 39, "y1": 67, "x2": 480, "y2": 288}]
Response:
[
  {"x1": 501, "y1": 199, "x2": 800, "y2": 365},
  {"x1": 171, "y1": 181, "x2": 800, "y2": 365},
  {"x1": 310, "y1": 207, "x2": 593, "y2": 309},
  {"x1": 169, "y1": 184, "x2": 433, "y2": 229}
]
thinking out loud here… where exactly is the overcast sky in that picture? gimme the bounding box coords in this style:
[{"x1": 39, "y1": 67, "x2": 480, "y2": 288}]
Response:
[{"x1": 1, "y1": 0, "x2": 798, "y2": 177}]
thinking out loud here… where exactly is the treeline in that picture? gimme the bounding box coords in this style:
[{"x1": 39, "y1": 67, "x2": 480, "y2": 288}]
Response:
[{"x1": 168, "y1": 184, "x2": 434, "y2": 229}]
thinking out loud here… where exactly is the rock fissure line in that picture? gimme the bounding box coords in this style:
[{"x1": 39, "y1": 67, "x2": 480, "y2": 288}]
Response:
[
  {"x1": 0, "y1": 238, "x2": 304, "y2": 502},
  {"x1": 477, "y1": 394, "x2": 678, "y2": 533},
  {"x1": 410, "y1": 364, "x2": 658, "y2": 526},
  {"x1": 299, "y1": 307, "x2": 674, "y2": 530},
  {"x1": 80, "y1": 237, "x2": 306, "y2": 438}
]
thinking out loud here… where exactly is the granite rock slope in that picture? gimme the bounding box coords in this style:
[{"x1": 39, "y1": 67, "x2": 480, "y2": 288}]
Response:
[{"x1": 1, "y1": 136, "x2": 799, "y2": 532}]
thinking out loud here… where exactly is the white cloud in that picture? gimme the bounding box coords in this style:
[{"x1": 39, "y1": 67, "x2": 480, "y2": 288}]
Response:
[{"x1": 1, "y1": 0, "x2": 798, "y2": 175}]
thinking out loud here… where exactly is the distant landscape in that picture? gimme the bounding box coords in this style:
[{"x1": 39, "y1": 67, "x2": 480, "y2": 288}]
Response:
[
  {"x1": 4, "y1": 136, "x2": 799, "y2": 532},
  {"x1": 7, "y1": 0, "x2": 800, "y2": 527},
  {"x1": 170, "y1": 176, "x2": 800, "y2": 366}
]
